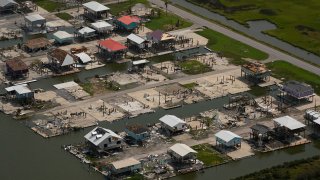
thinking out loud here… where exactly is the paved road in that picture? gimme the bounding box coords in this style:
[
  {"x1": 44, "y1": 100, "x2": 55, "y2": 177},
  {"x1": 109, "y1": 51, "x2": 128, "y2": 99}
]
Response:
[{"x1": 149, "y1": 0, "x2": 320, "y2": 75}]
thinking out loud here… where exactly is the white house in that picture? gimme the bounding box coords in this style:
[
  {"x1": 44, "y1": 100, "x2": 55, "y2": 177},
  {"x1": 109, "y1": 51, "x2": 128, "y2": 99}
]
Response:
[
  {"x1": 127, "y1": 33, "x2": 149, "y2": 49},
  {"x1": 110, "y1": 158, "x2": 141, "y2": 174},
  {"x1": 159, "y1": 115, "x2": 187, "y2": 133},
  {"x1": 90, "y1": 20, "x2": 113, "y2": 33},
  {"x1": 168, "y1": 143, "x2": 197, "y2": 161},
  {"x1": 84, "y1": 127, "x2": 123, "y2": 150}
]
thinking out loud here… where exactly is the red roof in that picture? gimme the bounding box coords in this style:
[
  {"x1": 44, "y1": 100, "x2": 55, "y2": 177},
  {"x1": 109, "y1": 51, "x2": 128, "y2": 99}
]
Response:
[
  {"x1": 117, "y1": 15, "x2": 140, "y2": 25},
  {"x1": 99, "y1": 39, "x2": 127, "y2": 52}
]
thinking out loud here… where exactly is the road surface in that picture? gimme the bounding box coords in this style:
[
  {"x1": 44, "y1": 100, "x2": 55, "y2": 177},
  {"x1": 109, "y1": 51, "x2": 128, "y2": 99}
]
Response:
[{"x1": 148, "y1": 0, "x2": 320, "y2": 75}]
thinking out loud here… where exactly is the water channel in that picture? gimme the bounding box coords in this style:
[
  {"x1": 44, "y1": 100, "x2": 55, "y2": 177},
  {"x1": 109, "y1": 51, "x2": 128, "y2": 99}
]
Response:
[{"x1": 170, "y1": 0, "x2": 320, "y2": 66}]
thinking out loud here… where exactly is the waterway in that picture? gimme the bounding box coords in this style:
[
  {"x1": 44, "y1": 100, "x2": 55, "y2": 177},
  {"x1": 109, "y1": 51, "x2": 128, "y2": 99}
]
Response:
[
  {"x1": 1, "y1": 92, "x2": 320, "y2": 179},
  {"x1": 170, "y1": 0, "x2": 320, "y2": 66}
]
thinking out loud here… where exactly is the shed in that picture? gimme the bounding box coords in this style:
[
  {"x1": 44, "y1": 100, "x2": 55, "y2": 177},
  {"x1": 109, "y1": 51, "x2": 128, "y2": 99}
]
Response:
[
  {"x1": 110, "y1": 158, "x2": 141, "y2": 174},
  {"x1": 52, "y1": 31, "x2": 73, "y2": 44},
  {"x1": 168, "y1": 143, "x2": 197, "y2": 160},
  {"x1": 91, "y1": 20, "x2": 113, "y2": 33},
  {"x1": 75, "y1": 52, "x2": 92, "y2": 64},
  {"x1": 116, "y1": 15, "x2": 140, "y2": 30},
  {"x1": 125, "y1": 124, "x2": 149, "y2": 142},
  {"x1": 159, "y1": 115, "x2": 187, "y2": 133},
  {"x1": 83, "y1": 1, "x2": 109, "y2": 20},
  {"x1": 215, "y1": 130, "x2": 242, "y2": 147},
  {"x1": 24, "y1": 14, "x2": 46, "y2": 32},
  {"x1": 97, "y1": 38, "x2": 127, "y2": 60},
  {"x1": 5, "y1": 58, "x2": 29, "y2": 79}
]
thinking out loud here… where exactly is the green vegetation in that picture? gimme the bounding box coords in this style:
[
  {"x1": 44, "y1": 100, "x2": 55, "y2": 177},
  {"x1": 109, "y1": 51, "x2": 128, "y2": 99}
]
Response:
[
  {"x1": 234, "y1": 156, "x2": 320, "y2": 180},
  {"x1": 196, "y1": 29, "x2": 268, "y2": 65},
  {"x1": 34, "y1": 0, "x2": 65, "y2": 12},
  {"x1": 192, "y1": 143, "x2": 230, "y2": 166},
  {"x1": 80, "y1": 82, "x2": 94, "y2": 96},
  {"x1": 187, "y1": 0, "x2": 320, "y2": 57},
  {"x1": 108, "y1": 0, "x2": 148, "y2": 15},
  {"x1": 127, "y1": 173, "x2": 144, "y2": 180},
  {"x1": 55, "y1": 12, "x2": 73, "y2": 21},
  {"x1": 266, "y1": 61, "x2": 320, "y2": 94},
  {"x1": 179, "y1": 60, "x2": 211, "y2": 75},
  {"x1": 145, "y1": 10, "x2": 193, "y2": 31},
  {"x1": 249, "y1": 86, "x2": 267, "y2": 97},
  {"x1": 182, "y1": 82, "x2": 198, "y2": 89},
  {"x1": 148, "y1": 53, "x2": 175, "y2": 63}
]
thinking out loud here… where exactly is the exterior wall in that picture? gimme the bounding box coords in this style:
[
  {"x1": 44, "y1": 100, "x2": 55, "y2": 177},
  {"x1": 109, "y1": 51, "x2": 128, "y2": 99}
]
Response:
[
  {"x1": 112, "y1": 163, "x2": 141, "y2": 174},
  {"x1": 161, "y1": 122, "x2": 186, "y2": 132},
  {"x1": 97, "y1": 137, "x2": 122, "y2": 150},
  {"x1": 118, "y1": 22, "x2": 138, "y2": 30},
  {"x1": 216, "y1": 137, "x2": 241, "y2": 147},
  {"x1": 125, "y1": 129, "x2": 149, "y2": 141}
]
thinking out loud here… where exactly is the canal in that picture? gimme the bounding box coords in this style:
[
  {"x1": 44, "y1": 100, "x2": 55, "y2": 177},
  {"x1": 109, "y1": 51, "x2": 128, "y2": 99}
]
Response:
[
  {"x1": 170, "y1": 0, "x2": 320, "y2": 66},
  {"x1": 1, "y1": 93, "x2": 320, "y2": 179}
]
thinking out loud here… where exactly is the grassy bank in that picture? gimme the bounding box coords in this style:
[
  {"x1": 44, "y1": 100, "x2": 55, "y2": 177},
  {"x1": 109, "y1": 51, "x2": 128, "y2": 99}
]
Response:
[
  {"x1": 55, "y1": 12, "x2": 73, "y2": 21},
  {"x1": 179, "y1": 60, "x2": 211, "y2": 75},
  {"x1": 108, "y1": 0, "x2": 148, "y2": 15},
  {"x1": 145, "y1": 10, "x2": 193, "y2": 31},
  {"x1": 192, "y1": 143, "x2": 230, "y2": 166},
  {"x1": 196, "y1": 29, "x2": 268, "y2": 65},
  {"x1": 266, "y1": 61, "x2": 320, "y2": 94},
  {"x1": 34, "y1": 0, "x2": 65, "y2": 12},
  {"x1": 186, "y1": 0, "x2": 320, "y2": 58},
  {"x1": 234, "y1": 156, "x2": 320, "y2": 180}
]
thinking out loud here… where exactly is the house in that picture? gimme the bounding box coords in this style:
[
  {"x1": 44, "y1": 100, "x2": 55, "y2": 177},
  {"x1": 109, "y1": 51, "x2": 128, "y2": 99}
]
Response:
[
  {"x1": 24, "y1": 14, "x2": 46, "y2": 32},
  {"x1": 115, "y1": 15, "x2": 140, "y2": 31},
  {"x1": 282, "y1": 80, "x2": 314, "y2": 101},
  {"x1": 75, "y1": 26, "x2": 96, "y2": 40},
  {"x1": 110, "y1": 158, "x2": 141, "y2": 174},
  {"x1": 97, "y1": 38, "x2": 127, "y2": 60},
  {"x1": 125, "y1": 124, "x2": 149, "y2": 143},
  {"x1": 241, "y1": 62, "x2": 271, "y2": 84},
  {"x1": 90, "y1": 20, "x2": 113, "y2": 34},
  {"x1": 0, "y1": 0, "x2": 18, "y2": 13},
  {"x1": 146, "y1": 30, "x2": 175, "y2": 49},
  {"x1": 250, "y1": 124, "x2": 272, "y2": 141},
  {"x1": 126, "y1": 33, "x2": 150, "y2": 51},
  {"x1": 74, "y1": 52, "x2": 92, "y2": 65},
  {"x1": 159, "y1": 114, "x2": 187, "y2": 133},
  {"x1": 5, "y1": 84, "x2": 34, "y2": 103},
  {"x1": 215, "y1": 130, "x2": 242, "y2": 148},
  {"x1": 5, "y1": 58, "x2": 29, "y2": 79},
  {"x1": 47, "y1": 48, "x2": 77, "y2": 73},
  {"x1": 52, "y1": 31, "x2": 73, "y2": 44},
  {"x1": 168, "y1": 143, "x2": 197, "y2": 161},
  {"x1": 84, "y1": 127, "x2": 123, "y2": 151},
  {"x1": 83, "y1": 1, "x2": 109, "y2": 21},
  {"x1": 273, "y1": 116, "x2": 306, "y2": 140},
  {"x1": 23, "y1": 37, "x2": 52, "y2": 52}
]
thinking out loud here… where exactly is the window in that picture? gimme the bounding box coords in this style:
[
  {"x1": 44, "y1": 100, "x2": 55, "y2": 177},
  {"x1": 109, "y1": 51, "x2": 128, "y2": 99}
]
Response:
[
  {"x1": 117, "y1": 141, "x2": 121, "y2": 144},
  {"x1": 104, "y1": 144, "x2": 108, "y2": 147}
]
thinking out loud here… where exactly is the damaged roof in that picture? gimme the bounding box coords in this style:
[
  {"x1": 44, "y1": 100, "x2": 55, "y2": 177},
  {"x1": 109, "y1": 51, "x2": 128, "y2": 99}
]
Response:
[
  {"x1": 24, "y1": 37, "x2": 51, "y2": 49},
  {"x1": 6, "y1": 58, "x2": 28, "y2": 71},
  {"x1": 242, "y1": 62, "x2": 269, "y2": 74},
  {"x1": 48, "y1": 48, "x2": 76, "y2": 66}
]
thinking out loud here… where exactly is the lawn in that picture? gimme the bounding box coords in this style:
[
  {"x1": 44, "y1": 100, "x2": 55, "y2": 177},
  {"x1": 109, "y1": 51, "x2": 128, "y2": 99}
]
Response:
[
  {"x1": 179, "y1": 60, "x2": 211, "y2": 75},
  {"x1": 34, "y1": 0, "x2": 65, "y2": 12},
  {"x1": 181, "y1": 82, "x2": 198, "y2": 89},
  {"x1": 192, "y1": 143, "x2": 230, "y2": 166},
  {"x1": 108, "y1": 0, "x2": 149, "y2": 16},
  {"x1": 234, "y1": 156, "x2": 320, "y2": 180},
  {"x1": 196, "y1": 29, "x2": 268, "y2": 65},
  {"x1": 145, "y1": 10, "x2": 193, "y2": 31},
  {"x1": 148, "y1": 53, "x2": 175, "y2": 63},
  {"x1": 266, "y1": 61, "x2": 320, "y2": 95},
  {"x1": 55, "y1": 12, "x2": 73, "y2": 21},
  {"x1": 187, "y1": 0, "x2": 320, "y2": 57}
]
